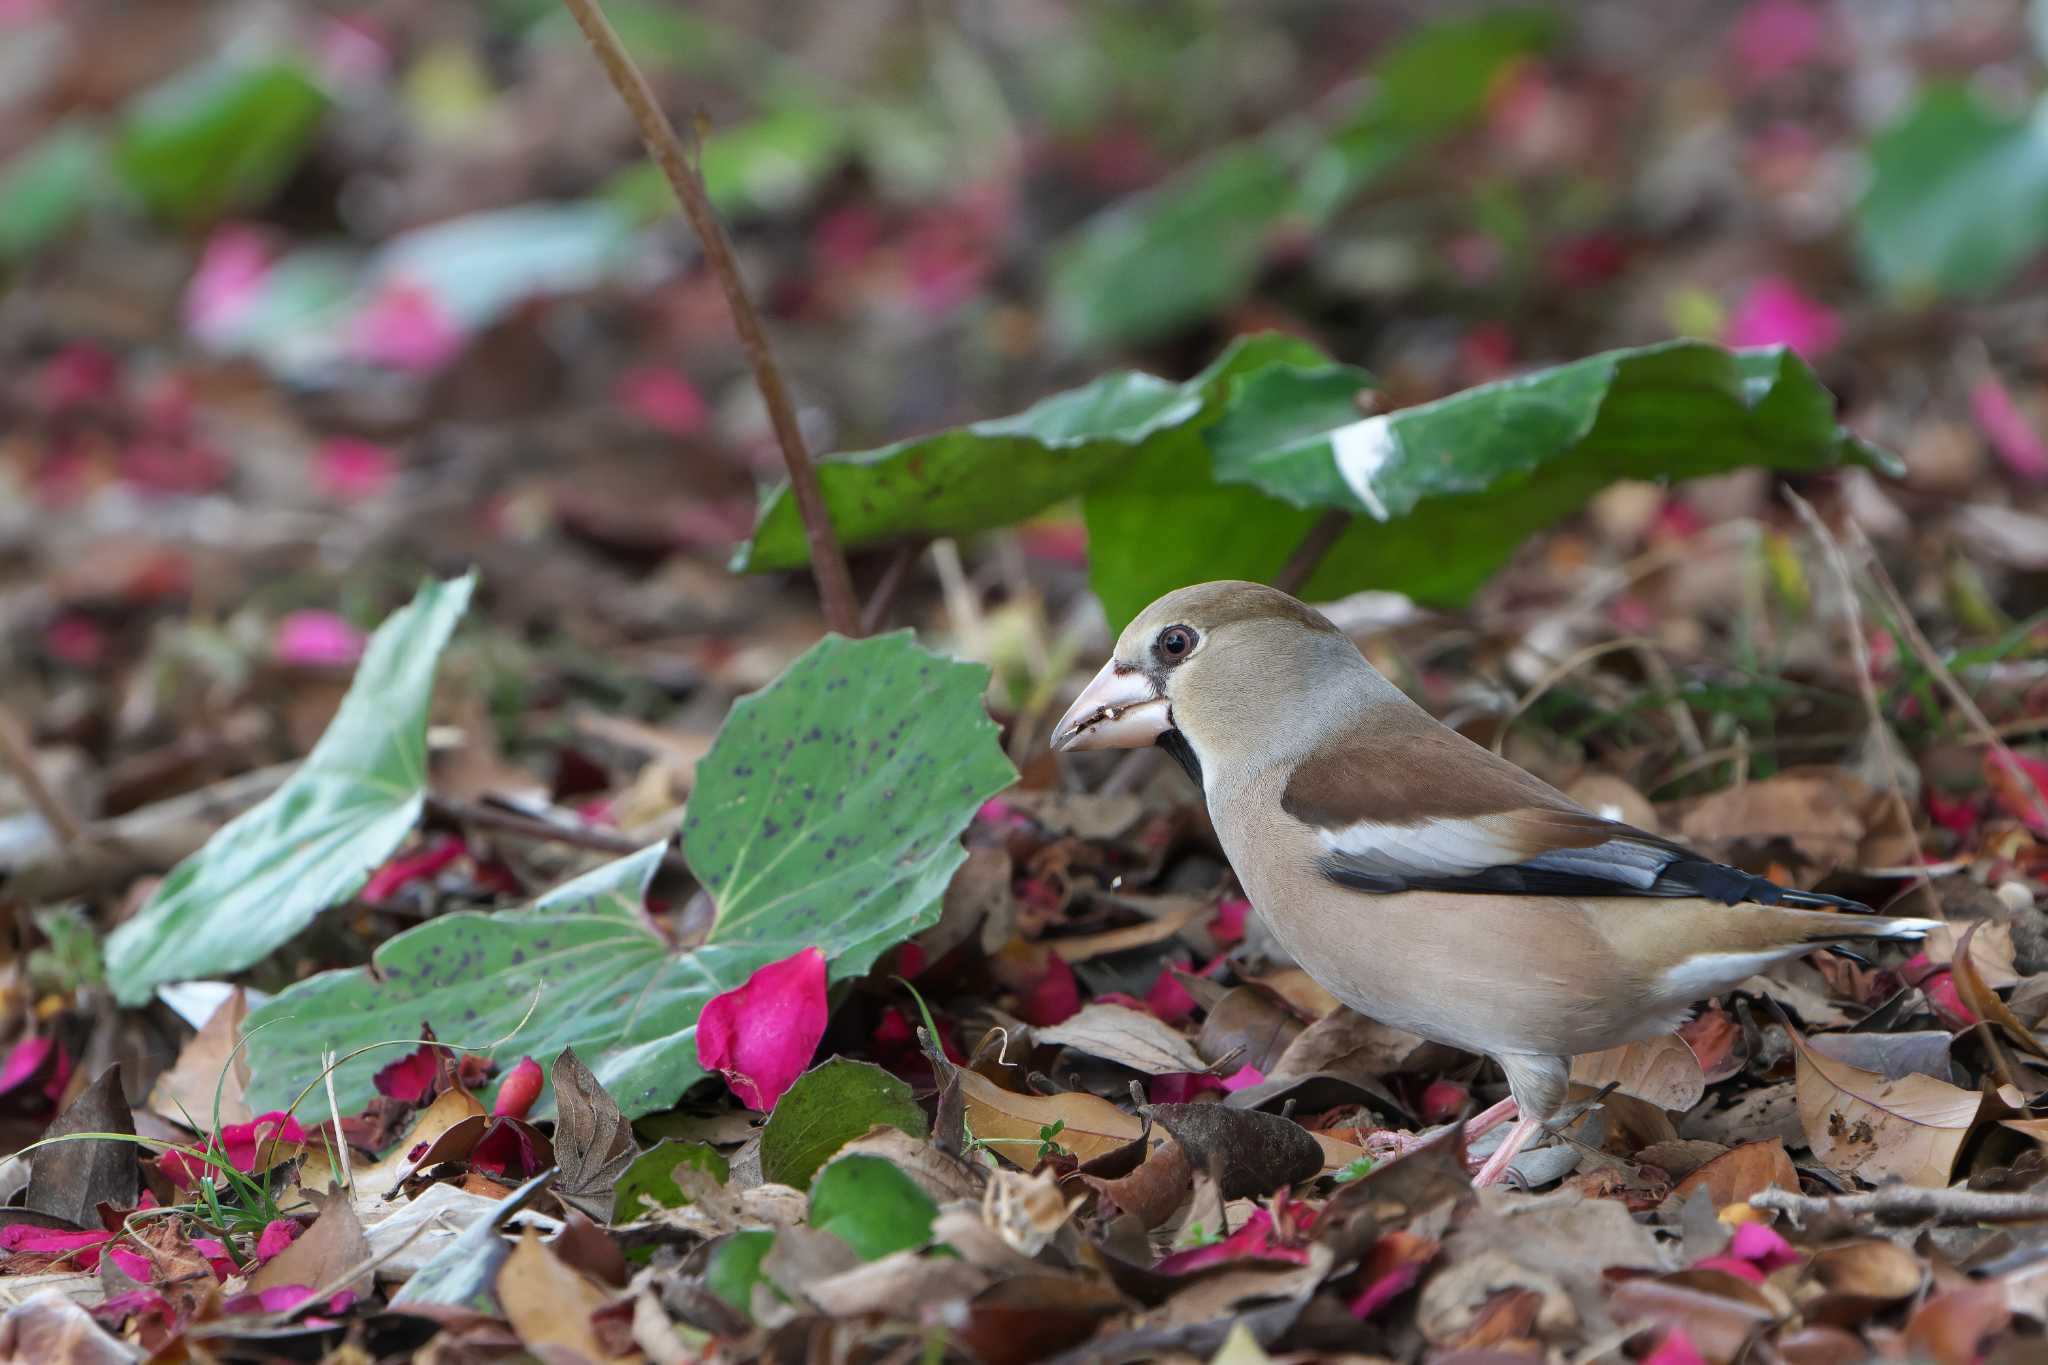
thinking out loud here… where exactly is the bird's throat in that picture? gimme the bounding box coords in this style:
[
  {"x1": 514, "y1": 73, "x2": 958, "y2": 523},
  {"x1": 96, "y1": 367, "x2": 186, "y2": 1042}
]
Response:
[{"x1": 1156, "y1": 729, "x2": 1203, "y2": 788}]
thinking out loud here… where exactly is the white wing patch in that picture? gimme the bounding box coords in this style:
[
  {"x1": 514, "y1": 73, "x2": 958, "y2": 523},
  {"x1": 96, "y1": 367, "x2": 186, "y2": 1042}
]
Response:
[{"x1": 1318, "y1": 816, "x2": 1677, "y2": 887}]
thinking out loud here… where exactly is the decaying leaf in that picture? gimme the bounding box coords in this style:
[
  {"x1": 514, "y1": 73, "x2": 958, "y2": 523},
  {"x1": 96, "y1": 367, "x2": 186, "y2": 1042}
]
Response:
[
  {"x1": 550, "y1": 1047, "x2": 638, "y2": 1222},
  {"x1": 1197, "y1": 985, "x2": 1305, "y2": 1074},
  {"x1": 249, "y1": 1197, "x2": 372, "y2": 1299},
  {"x1": 1035, "y1": 1003, "x2": 1209, "y2": 1076},
  {"x1": 758, "y1": 1058, "x2": 929, "y2": 1189},
  {"x1": 1140, "y1": 1103, "x2": 1322, "y2": 1200},
  {"x1": 1671, "y1": 1138, "x2": 1799, "y2": 1207},
  {"x1": 1081, "y1": 1133, "x2": 1191, "y2": 1229},
  {"x1": 956, "y1": 1068, "x2": 1141, "y2": 1166},
  {"x1": 981, "y1": 1166, "x2": 1082, "y2": 1255},
  {"x1": 1791, "y1": 1026, "x2": 1984, "y2": 1187},
  {"x1": 1570, "y1": 1035, "x2": 1706, "y2": 1111},
  {"x1": 496, "y1": 1229, "x2": 629, "y2": 1360},
  {"x1": 148, "y1": 988, "x2": 252, "y2": 1129},
  {"x1": 27, "y1": 1067, "x2": 134, "y2": 1229}
]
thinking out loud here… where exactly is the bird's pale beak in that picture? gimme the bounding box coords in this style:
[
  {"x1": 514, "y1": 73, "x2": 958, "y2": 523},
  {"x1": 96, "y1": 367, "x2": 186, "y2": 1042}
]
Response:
[{"x1": 1051, "y1": 659, "x2": 1172, "y2": 752}]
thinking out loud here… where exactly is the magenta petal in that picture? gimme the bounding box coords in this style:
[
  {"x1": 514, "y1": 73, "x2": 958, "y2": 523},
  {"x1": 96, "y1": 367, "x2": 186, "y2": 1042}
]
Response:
[
  {"x1": 0, "y1": 1035, "x2": 53, "y2": 1094},
  {"x1": 617, "y1": 367, "x2": 709, "y2": 437},
  {"x1": 106, "y1": 1246, "x2": 152, "y2": 1282},
  {"x1": 1349, "y1": 1262, "x2": 1423, "y2": 1320},
  {"x1": 695, "y1": 946, "x2": 829, "y2": 1110},
  {"x1": 256, "y1": 1219, "x2": 301, "y2": 1263},
  {"x1": 1644, "y1": 1327, "x2": 1710, "y2": 1365},
  {"x1": 373, "y1": 1042, "x2": 442, "y2": 1103},
  {"x1": 1724, "y1": 277, "x2": 1839, "y2": 360},
  {"x1": 1971, "y1": 376, "x2": 2048, "y2": 484},
  {"x1": 276, "y1": 611, "x2": 366, "y2": 668},
  {"x1": 491, "y1": 1056, "x2": 544, "y2": 1118},
  {"x1": 1727, "y1": 1221, "x2": 1800, "y2": 1271},
  {"x1": 1219, "y1": 1064, "x2": 1266, "y2": 1092},
  {"x1": 314, "y1": 437, "x2": 398, "y2": 501}
]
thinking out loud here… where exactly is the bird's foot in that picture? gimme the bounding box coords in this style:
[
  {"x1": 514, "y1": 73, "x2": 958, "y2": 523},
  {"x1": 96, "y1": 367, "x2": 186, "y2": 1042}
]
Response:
[{"x1": 1360, "y1": 1127, "x2": 1441, "y2": 1163}]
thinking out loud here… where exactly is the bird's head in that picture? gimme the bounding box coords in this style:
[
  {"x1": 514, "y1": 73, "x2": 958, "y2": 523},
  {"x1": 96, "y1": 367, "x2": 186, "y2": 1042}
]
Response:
[{"x1": 1051, "y1": 581, "x2": 1384, "y2": 787}]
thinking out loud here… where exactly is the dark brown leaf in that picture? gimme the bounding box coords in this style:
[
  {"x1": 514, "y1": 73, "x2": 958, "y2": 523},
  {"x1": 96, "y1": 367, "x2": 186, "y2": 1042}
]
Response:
[
  {"x1": 1081, "y1": 1132, "x2": 1191, "y2": 1229},
  {"x1": 27, "y1": 1067, "x2": 134, "y2": 1229},
  {"x1": 550, "y1": 1047, "x2": 637, "y2": 1223},
  {"x1": 1138, "y1": 1102, "x2": 1321, "y2": 1200}
]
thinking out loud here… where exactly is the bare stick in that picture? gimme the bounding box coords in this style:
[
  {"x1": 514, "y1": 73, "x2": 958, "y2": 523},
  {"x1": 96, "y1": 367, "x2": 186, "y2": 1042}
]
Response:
[
  {"x1": 1846, "y1": 521, "x2": 2048, "y2": 832},
  {"x1": 559, "y1": 0, "x2": 860, "y2": 636},
  {"x1": 1753, "y1": 1184, "x2": 2048, "y2": 1225},
  {"x1": 1273, "y1": 509, "x2": 1351, "y2": 596},
  {"x1": 1785, "y1": 491, "x2": 1934, "y2": 909},
  {"x1": 0, "y1": 702, "x2": 85, "y2": 847},
  {"x1": 424, "y1": 795, "x2": 689, "y2": 874},
  {"x1": 861, "y1": 540, "x2": 923, "y2": 636}
]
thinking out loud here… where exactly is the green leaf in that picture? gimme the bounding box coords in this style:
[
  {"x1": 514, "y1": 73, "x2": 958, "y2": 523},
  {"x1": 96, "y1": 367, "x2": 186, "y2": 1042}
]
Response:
[
  {"x1": 1857, "y1": 85, "x2": 2048, "y2": 302},
  {"x1": 1086, "y1": 341, "x2": 1893, "y2": 631},
  {"x1": 704, "y1": 1229, "x2": 777, "y2": 1319},
  {"x1": 759, "y1": 1058, "x2": 928, "y2": 1190},
  {"x1": 242, "y1": 632, "x2": 1014, "y2": 1118},
  {"x1": 734, "y1": 333, "x2": 1323, "y2": 573},
  {"x1": 105, "y1": 575, "x2": 474, "y2": 1006},
  {"x1": 808, "y1": 1154, "x2": 938, "y2": 1260},
  {"x1": 0, "y1": 125, "x2": 104, "y2": 263},
  {"x1": 114, "y1": 59, "x2": 330, "y2": 224},
  {"x1": 1046, "y1": 10, "x2": 1554, "y2": 349},
  {"x1": 612, "y1": 1140, "x2": 728, "y2": 1223}
]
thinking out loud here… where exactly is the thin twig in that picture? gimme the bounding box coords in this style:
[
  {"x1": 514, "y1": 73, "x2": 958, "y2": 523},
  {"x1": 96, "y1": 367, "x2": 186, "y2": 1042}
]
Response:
[
  {"x1": 1785, "y1": 490, "x2": 1934, "y2": 910},
  {"x1": 559, "y1": 0, "x2": 860, "y2": 636},
  {"x1": 1752, "y1": 1184, "x2": 2048, "y2": 1225},
  {"x1": 424, "y1": 795, "x2": 689, "y2": 874},
  {"x1": 0, "y1": 703, "x2": 85, "y2": 847},
  {"x1": 1847, "y1": 521, "x2": 2048, "y2": 832},
  {"x1": 861, "y1": 540, "x2": 923, "y2": 636},
  {"x1": 1273, "y1": 509, "x2": 1352, "y2": 596}
]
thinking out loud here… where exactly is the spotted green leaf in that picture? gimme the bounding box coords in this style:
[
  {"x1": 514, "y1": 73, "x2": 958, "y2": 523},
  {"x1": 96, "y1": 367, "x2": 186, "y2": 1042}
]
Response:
[
  {"x1": 105, "y1": 574, "x2": 474, "y2": 1006},
  {"x1": 242, "y1": 631, "x2": 1016, "y2": 1119}
]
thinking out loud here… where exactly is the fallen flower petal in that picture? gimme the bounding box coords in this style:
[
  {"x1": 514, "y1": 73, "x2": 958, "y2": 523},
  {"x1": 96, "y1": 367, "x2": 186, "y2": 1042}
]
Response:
[
  {"x1": 1724, "y1": 277, "x2": 1839, "y2": 360},
  {"x1": 492, "y1": 1056, "x2": 544, "y2": 1118},
  {"x1": 276, "y1": 611, "x2": 366, "y2": 668},
  {"x1": 362, "y1": 836, "x2": 467, "y2": 903},
  {"x1": 696, "y1": 946, "x2": 829, "y2": 1109},
  {"x1": 314, "y1": 437, "x2": 398, "y2": 501}
]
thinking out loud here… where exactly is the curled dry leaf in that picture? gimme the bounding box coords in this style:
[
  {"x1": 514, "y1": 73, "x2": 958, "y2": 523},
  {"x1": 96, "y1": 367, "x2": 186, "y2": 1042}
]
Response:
[
  {"x1": 1671, "y1": 1139, "x2": 1797, "y2": 1207},
  {"x1": 805, "y1": 1250, "x2": 992, "y2": 1318},
  {"x1": 1570, "y1": 1035, "x2": 1707, "y2": 1111},
  {"x1": 1081, "y1": 1133, "x2": 1191, "y2": 1230},
  {"x1": 1807, "y1": 1238, "x2": 1924, "y2": 1301},
  {"x1": 1951, "y1": 920, "x2": 2048, "y2": 1061},
  {"x1": 1927, "y1": 920, "x2": 2021, "y2": 990},
  {"x1": 28, "y1": 1067, "x2": 134, "y2": 1229},
  {"x1": 832, "y1": 1125, "x2": 982, "y2": 1205},
  {"x1": 249, "y1": 1197, "x2": 372, "y2": 1298},
  {"x1": 550, "y1": 1047, "x2": 638, "y2": 1223},
  {"x1": 1790, "y1": 1026, "x2": 1984, "y2": 1188},
  {"x1": 980, "y1": 1167, "x2": 1080, "y2": 1256},
  {"x1": 1034, "y1": 1003, "x2": 1209, "y2": 1076},
  {"x1": 148, "y1": 987, "x2": 252, "y2": 1129},
  {"x1": 1674, "y1": 767, "x2": 1872, "y2": 877},
  {"x1": 1140, "y1": 1103, "x2": 1323, "y2": 1200},
  {"x1": 956, "y1": 1068, "x2": 1141, "y2": 1165}
]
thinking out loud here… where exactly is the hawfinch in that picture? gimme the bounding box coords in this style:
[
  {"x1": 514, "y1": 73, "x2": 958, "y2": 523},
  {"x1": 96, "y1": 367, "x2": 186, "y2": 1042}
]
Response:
[{"x1": 1053, "y1": 581, "x2": 1937, "y2": 1186}]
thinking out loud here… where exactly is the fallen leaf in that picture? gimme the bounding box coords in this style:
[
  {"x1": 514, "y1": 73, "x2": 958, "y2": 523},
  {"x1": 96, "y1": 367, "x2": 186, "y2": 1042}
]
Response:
[
  {"x1": 1248, "y1": 969, "x2": 1341, "y2": 1019},
  {"x1": 1571, "y1": 1035, "x2": 1707, "y2": 1111},
  {"x1": 695, "y1": 946, "x2": 829, "y2": 1111},
  {"x1": 832, "y1": 1125, "x2": 981, "y2": 1205},
  {"x1": 758, "y1": 1058, "x2": 928, "y2": 1189},
  {"x1": 389, "y1": 1166, "x2": 558, "y2": 1314},
  {"x1": 610, "y1": 1140, "x2": 728, "y2": 1223},
  {"x1": 1675, "y1": 768, "x2": 1871, "y2": 878},
  {"x1": 956, "y1": 1068, "x2": 1141, "y2": 1165},
  {"x1": 147, "y1": 989, "x2": 251, "y2": 1129},
  {"x1": 1140, "y1": 1103, "x2": 1322, "y2": 1200},
  {"x1": 496, "y1": 1228, "x2": 634, "y2": 1360},
  {"x1": 808, "y1": 1155, "x2": 938, "y2": 1260},
  {"x1": 550, "y1": 1047, "x2": 637, "y2": 1222},
  {"x1": 1272, "y1": 1007, "x2": 1448, "y2": 1081},
  {"x1": 980, "y1": 1166, "x2": 1081, "y2": 1255},
  {"x1": 1046, "y1": 900, "x2": 1206, "y2": 962},
  {"x1": 804, "y1": 1249, "x2": 990, "y2": 1317},
  {"x1": 1807, "y1": 1238, "x2": 1923, "y2": 1301},
  {"x1": 249, "y1": 1198, "x2": 371, "y2": 1300},
  {"x1": 1925, "y1": 919, "x2": 2021, "y2": 990},
  {"x1": 1951, "y1": 921, "x2": 2048, "y2": 1062},
  {"x1": 1790, "y1": 1026, "x2": 1983, "y2": 1187},
  {"x1": 1082, "y1": 1133, "x2": 1191, "y2": 1229},
  {"x1": 1197, "y1": 986, "x2": 1304, "y2": 1074},
  {"x1": 1609, "y1": 1279, "x2": 1774, "y2": 1363},
  {"x1": 28, "y1": 1067, "x2": 134, "y2": 1229},
  {"x1": 1806, "y1": 1031, "x2": 1956, "y2": 1082},
  {"x1": 1671, "y1": 1139, "x2": 1799, "y2": 1206},
  {"x1": 0, "y1": 1292, "x2": 136, "y2": 1364},
  {"x1": 1036, "y1": 1003, "x2": 1208, "y2": 1075}
]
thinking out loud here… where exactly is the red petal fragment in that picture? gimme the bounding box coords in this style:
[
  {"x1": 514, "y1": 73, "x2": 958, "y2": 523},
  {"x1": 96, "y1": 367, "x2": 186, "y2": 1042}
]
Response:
[
  {"x1": 696, "y1": 947, "x2": 830, "y2": 1110},
  {"x1": 491, "y1": 1056, "x2": 544, "y2": 1119}
]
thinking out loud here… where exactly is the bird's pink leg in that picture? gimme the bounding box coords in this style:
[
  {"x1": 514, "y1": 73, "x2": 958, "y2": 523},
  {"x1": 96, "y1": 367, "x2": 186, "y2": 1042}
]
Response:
[
  {"x1": 1461, "y1": 1096, "x2": 1518, "y2": 1141},
  {"x1": 1469, "y1": 1114, "x2": 1546, "y2": 1188}
]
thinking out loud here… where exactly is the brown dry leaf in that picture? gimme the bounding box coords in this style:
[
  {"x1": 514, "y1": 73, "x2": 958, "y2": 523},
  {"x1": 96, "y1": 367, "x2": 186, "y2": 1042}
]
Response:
[
  {"x1": 1952, "y1": 922, "x2": 2048, "y2": 1062},
  {"x1": 1198, "y1": 986, "x2": 1304, "y2": 1073},
  {"x1": 1141, "y1": 1103, "x2": 1322, "y2": 1199},
  {"x1": 1034, "y1": 1003, "x2": 1208, "y2": 1076},
  {"x1": 980, "y1": 1166, "x2": 1081, "y2": 1256},
  {"x1": 1675, "y1": 768, "x2": 1869, "y2": 877},
  {"x1": 1248, "y1": 969, "x2": 1341, "y2": 1019},
  {"x1": 1608, "y1": 1279, "x2": 1774, "y2": 1362},
  {"x1": 1570, "y1": 1035, "x2": 1706, "y2": 1111},
  {"x1": 29, "y1": 1067, "x2": 135, "y2": 1228},
  {"x1": 1790, "y1": 1027, "x2": 1984, "y2": 1187},
  {"x1": 1312, "y1": 1131, "x2": 1371, "y2": 1176},
  {"x1": 1565, "y1": 774, "x2": 1659, "y2": 830},
  {"x1": 833, "y1": 1126, "x2": 981, "y2": 1204},
  {"x1": 550, "y1": 1048, "x2": 637, "y2": 1223},
  {"x1": 1047, "y1": 900, "x2": 1205, "y2": 961},
  {"x1": 1000, "y1": 789, "x2": 1146, "y2": 840},
  {"x1": 930, "y1": 1203, "x2": 1052, "y2": 1276},
  {"x1": 1272, "y1": 1007, "x2": 1446, "y2": 1082},
  {"x1": 1080, "y1": 1133, "x2": 1190, "y2": 1229},
  {"x1": 1417, "y1": 1251, "x2": 1575, "y2": 1347},
  {"x1": 1905, "y1": 1283, "x2": 2011, "y2": 1365},
  {"x1": 1634, "y1": 1140, "x2": 1727, "y2": 1180},
  {"x1": 497, "y1": 1229, "x2": 636, "y2": 1361},
  {"x1": 1927, "y1": 920, "x2": 2022, "y2": 990},
  {"x1": 805, "y1": 1250, "x2": 991, "y2": 1317},
  {"x1": 300, "y1": 1086, "x2": 489, "y2": 1222},
  {"x1": 148, "y1": 988, "x2": 251, "y2": 1129},
  {"x1": 956, "y1": 1068, "x2": 1141, "y2": 1165},
  {"x1": 0, "y1": 1293, "x2": 136, "y2": 1364},
  {"x1": 1807, "y1": 1239, "x2": 1924, "y2": 1300},
  {"x1": 249, "y1": 1197, "x2": 372, "y2": 1299}
]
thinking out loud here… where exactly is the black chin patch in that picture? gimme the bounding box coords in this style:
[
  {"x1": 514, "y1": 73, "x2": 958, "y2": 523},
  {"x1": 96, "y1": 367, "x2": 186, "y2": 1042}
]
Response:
[{"x1": 1156, "y1": 729, "x2": 1202, "y2": 788}]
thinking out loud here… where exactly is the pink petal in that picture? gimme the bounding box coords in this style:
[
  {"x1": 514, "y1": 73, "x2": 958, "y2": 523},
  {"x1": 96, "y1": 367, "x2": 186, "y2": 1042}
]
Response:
[
  {"x1": 1724, "y1": 277, "x2": 1839, "y2": 360},
  {"x1": 491, "y1": 1056, "x2": 544, "y2": 1118},
  {"x1": 1145, "y1": 968, "x2": 1197, "y2": 1023},
  {"x1": 471, "y1": 1117, "x2": 549, "y2": 1178},
  {"x1": 191, "y1": 1236, "x2": 236, "y2": 1280},
  {"x1": 0, "y1": 1225, "x2": 111, "y2": 1261},
  {"x1": 1644, "y1": 1327, "x2": 1710, "y2": 1365},
  {"x1": 1149, "y1": 1072, "x2": 1227, "y2": 1103},
  {"x1": 43, "y1": 615, "x2": 108, "y2": 669},
  {"x1": 1211, "y1": 898, "x2": 1250, "y2": 946},
  {"x1": 1970, "y1": 376, "x2": 2048, "y2": 484},
  {"x1": 373, "y1": 1042, "x2": 443, "y2": 1103},
  {"x1": 256, "y1": 1219, "x2": 301, "y2": 1263},
  {"x1": 276, "y1": 610, "x2": 366, "y2": 668},
  {"x1": 1731, "y1": 0, "x2": 1825, "y2": 81},
  {"x1": 1154, "y1": 1208, "x2": 1309, "y2": 1275},
  {"x1": 38, "y1": 345, "x2": 119, "y2": 410},
  {"x1": 314, "y1": 438, "x2": 398, "y2": 501},
  {"x1": 1728, "y1": 1221, "x2": 1800, "y2": 1271},
  {"x1": 696, "y1": 947, "x2": 829, "y2": 1110},
  {"x1": 311, "y1": 15, "x2": 391, "y2": 89},
  {"x1": 617, "y1": 367, "x2": 709, "y2": 437},
  {"x1": 1019, "y1": 954, "x2": 1079, "y2": 1027},
  {"x1": 1349, "y1": 1261, "x2": 1424, "y2": 1320},
  {"x1": 0, "y1": 1036, "x2": 54, "y2": 1095},
  {"x1": 1419, "y1": 1079, "x2": 1470, "y2": 1124},
  {"x1": 362, "y1": 836, "x2": 466, "y2": 903},
  {"x1": 182, "y1": 225, "x2": 272, "y2": 344},
  {"x1": 1691, "y1": 1253, "x2": 1766, "y2": 1283},
  {"x1": 1219, "y1": 1064, "x2": 1266, "y2": 1093},
  {"x1": 348, "y1": 280, "x2": 463, "y2": 372},
  {"x1": 105, "y1": 1246, "x2": 152, "y2": 1282},
  {"x1": 218, "y1": 1112, "x2": 307, "y2": 1174}
]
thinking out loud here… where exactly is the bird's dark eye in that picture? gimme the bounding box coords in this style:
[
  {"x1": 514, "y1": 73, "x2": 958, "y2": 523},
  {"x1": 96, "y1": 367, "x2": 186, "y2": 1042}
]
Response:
[{"x1": 1154, "y1": 624, "x2": 1197, "y2": 664}]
